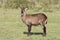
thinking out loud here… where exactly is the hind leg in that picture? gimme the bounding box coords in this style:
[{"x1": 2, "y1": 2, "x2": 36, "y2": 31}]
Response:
[
  {"x1": 40, "y1": 23, "x2": 46, "y2": 36},
  {"x1": 43, "y1": 25, "x2": 46, "y2": 36}
]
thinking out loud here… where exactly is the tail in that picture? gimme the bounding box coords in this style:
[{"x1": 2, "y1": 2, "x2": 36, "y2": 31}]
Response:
[
  {"x1": 46, "y1": 21, "x2": 47, "y2": 24},
  {"x1": 45, "y1": 19, "x2": 47, "y2": 24}
]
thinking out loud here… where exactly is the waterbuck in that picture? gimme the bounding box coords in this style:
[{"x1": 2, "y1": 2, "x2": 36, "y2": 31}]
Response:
[{"x1": 21, "y1": 7, "x2": 47, "y2": 36}]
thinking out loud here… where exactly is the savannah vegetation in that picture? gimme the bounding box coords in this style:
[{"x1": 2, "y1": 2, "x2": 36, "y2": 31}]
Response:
[{"x1": 0, "y1": 0, "x2": 60, "y2": 40}]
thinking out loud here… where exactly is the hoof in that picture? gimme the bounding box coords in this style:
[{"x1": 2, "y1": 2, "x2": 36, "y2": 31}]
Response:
[
  {"x1": 27, "y1": 33, "x2": 31, "y2": 36},
  {"x1": 43, "y1": 33, "x2": 46, "y2": 36}
]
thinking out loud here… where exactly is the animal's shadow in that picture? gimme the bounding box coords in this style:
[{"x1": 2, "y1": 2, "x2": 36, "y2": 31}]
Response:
[{"x1": 23, "y1": 32, "x2": 43, "y2": 36}]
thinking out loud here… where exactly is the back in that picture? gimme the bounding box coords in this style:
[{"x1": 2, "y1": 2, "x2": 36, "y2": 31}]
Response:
[{"x1": 24, "y1": 13, "x2": 47, "y2": 25}]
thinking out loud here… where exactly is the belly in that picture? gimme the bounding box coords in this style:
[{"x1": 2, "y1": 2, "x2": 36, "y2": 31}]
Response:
[
  {"x1": 32, "y1": 23, "x2": 40, "y2": 26},
  {"x1": 30, "y1": 21, "x2": 40, "y2": 26}
]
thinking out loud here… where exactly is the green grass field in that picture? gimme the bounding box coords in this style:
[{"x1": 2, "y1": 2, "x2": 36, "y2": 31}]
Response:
[{"x1": 0, "y1": 7, "x2": 60, "y2": 40}]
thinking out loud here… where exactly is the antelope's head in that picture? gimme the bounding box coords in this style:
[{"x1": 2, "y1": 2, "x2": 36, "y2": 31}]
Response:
[{"x1": 21, "y1": 7, "x2": 27, "y2": 14}]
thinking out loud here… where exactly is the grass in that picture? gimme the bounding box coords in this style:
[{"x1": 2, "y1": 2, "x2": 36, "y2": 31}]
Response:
[{"x1": 0, "y1": 7, "x2": 60, "y2": 40}]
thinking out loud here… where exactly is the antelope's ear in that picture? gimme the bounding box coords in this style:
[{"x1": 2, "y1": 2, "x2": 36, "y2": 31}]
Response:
[
  {"x1": 25, "y1": 7, "x2": 28, "y2": 11},
  {"x1": 20, "y1": 7, "x2": 23, "y2": 9}
]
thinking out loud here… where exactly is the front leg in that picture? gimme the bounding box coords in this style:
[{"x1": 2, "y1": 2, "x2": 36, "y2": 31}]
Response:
[{"x1": 27, "y1": 25, "x2": 32, "y2": 36}]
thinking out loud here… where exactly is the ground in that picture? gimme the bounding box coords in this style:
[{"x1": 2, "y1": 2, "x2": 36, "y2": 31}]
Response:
[{"x1": 0, "y1": 7, "x2": 60, "y2": 40}]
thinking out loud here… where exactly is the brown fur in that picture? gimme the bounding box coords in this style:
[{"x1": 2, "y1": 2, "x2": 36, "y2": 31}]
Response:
[{"x1": 21, "y1": 7, "x2": 47, "y2": 36}]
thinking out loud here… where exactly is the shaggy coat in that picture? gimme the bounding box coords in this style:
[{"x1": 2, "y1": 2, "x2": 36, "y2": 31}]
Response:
[{"x1": 21, "y1": 7, "x2": 47, "y2": 36}]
